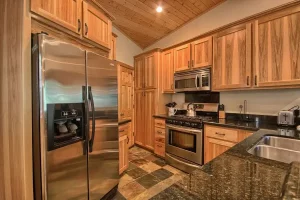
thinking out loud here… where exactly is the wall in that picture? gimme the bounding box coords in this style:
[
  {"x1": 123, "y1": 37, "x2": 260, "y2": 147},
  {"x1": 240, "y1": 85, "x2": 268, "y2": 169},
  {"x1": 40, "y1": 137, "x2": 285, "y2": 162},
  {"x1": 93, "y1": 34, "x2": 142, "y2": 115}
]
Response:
[
  {"x1": 113, "y1": 26, "x2": 143, "y2": 66},
  {"x1": 147, "y1": 0, "x2": 299, "y2": 116}
]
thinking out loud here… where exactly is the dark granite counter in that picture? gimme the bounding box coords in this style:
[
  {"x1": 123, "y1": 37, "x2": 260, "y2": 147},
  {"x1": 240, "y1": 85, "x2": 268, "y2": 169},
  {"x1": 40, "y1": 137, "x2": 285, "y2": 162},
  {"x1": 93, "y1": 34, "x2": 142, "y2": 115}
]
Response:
[{"x1": 153, "y1": 114, "x2": 300, "y2": 199}]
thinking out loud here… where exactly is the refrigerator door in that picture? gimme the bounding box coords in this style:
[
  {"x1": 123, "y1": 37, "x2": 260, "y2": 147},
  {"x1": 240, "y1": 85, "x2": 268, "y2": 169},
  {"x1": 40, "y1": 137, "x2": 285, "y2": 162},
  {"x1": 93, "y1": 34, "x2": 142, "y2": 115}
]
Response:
[
  {"x1": 86, "y1": 52, "x2": 119, "y2": 200},
  {"x1": 32, "y1": 34, "x2": 88, "y2": 200}
]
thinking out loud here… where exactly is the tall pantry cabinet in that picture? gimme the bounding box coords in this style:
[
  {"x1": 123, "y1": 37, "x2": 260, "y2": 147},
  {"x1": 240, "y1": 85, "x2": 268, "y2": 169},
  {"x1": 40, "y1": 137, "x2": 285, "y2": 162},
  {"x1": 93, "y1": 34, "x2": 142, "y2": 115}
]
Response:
[{"x1": 134, "y1": 50, "x2": 171, "y2": 150}]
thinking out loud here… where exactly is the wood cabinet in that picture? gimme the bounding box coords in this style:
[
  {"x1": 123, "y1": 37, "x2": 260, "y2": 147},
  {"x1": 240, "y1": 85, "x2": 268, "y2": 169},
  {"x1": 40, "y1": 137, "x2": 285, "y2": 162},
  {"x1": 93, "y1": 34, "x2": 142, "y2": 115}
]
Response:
[
  {"x1": 31, "y1": 0, "x2": 82, "y2": 34},
  {"x1": 119, "y1": 123, "x2": 129, "y2": 174},
  {"x1": 109, "y1": 33, "x2": 117, "y2": 60},
  {"x1": 204, "y1": 124, "x2": 252, "y2": 163},
  {"x1": 191, "y1": 37, "x2": 212, "y2": 69},
  {"x1": 161, "y1": 49, "x2": 174, "y2": 93},
  {"x1": 134, "y1": 90, "x2": 156, "y2": 150},
  {"x1": 127, "y1": 121, "x2": 134, "y2": 148},
  {"x1": 213, "y1": 23, "x2": 252, "y2": 90},
  {"x1": 154, "y1": 118, "x2": 166, "y2": 157},
  {"x1": 134, "y1": 57, "x2": 144, "y2": 90},
  {"x1": 83, "y1": 1, "x2": 112, "y2": 49},
  {"x1": 174, "y1": 36, "x2": 212, "y2": 72},
  {"x1": 174, "y1": 43, "x2": 191, "y2": 72},
  {"x1": 253, "y1": 6, "x2": 300, "y2": 88},
  {"x1": 118, "y1": 63, "x2": 134, "y2": 121}
]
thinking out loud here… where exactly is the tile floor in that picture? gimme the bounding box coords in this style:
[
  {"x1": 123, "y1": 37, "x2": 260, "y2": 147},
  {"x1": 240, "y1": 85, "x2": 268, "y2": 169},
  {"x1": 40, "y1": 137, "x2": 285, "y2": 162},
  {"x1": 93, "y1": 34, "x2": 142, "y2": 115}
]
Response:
[{"x1": 113, "y1": 146, "x2": 190, "y2": 200}]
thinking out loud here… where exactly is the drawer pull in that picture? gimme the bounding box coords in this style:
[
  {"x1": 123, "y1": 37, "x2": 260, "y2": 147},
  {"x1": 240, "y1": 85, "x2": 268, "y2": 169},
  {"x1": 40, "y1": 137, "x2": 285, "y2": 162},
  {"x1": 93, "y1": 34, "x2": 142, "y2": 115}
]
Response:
[
  {"x1": 157, "y1": 144, "x2": 163, "y2": 148},
  {"x1": 157, "y1": 123, "x2": 163, "y2": 125},
  {"x1": 157, "y1": 131, "x2": 163, "y2": 134},
  {"x1": 119, "y1": 130, "x2": 125, "y2": 133},
  {"x1": 215, "y1": 132, "x2": 225, "y2": 136}
]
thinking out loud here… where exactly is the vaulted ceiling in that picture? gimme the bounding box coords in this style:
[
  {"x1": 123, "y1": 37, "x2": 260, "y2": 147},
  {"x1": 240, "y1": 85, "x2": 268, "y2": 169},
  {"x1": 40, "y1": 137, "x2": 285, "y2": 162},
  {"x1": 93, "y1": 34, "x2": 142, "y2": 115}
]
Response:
[{"x1": 98, "y1": 0, "x2": 226, "y2": 49}]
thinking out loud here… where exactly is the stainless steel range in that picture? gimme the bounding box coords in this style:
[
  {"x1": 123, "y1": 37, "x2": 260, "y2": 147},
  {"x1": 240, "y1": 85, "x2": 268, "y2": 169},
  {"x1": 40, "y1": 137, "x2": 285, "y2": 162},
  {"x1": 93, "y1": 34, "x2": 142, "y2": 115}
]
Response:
[{"x1": 165, "y1": 103, "x2": 218, "y2": 173}]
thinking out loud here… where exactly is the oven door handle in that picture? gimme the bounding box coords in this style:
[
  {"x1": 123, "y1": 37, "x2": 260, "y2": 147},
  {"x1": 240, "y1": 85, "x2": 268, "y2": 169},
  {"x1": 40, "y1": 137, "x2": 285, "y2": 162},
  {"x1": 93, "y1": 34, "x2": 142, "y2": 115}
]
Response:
[{"x1": 166, "y1": 125, "x2": 202, "y2": 134}]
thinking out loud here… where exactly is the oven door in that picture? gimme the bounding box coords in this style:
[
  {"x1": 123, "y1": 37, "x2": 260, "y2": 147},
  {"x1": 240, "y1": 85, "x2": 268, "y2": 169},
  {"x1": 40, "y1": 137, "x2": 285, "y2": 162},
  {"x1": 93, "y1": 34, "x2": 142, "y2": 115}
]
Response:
[
  {"x1": 174, "y1": 74, "x2": 199, "y2": 92},
  {"x1": 166, "y1": 124, "x2": 203, "y2": 165}
]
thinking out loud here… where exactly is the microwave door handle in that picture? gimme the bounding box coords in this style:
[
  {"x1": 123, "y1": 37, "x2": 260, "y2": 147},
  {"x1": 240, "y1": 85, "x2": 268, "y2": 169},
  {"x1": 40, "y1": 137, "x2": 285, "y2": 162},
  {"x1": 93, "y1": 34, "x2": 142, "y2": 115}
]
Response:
[{"x1": 195, "y1": 74, "x2": 199, "y2": 90}]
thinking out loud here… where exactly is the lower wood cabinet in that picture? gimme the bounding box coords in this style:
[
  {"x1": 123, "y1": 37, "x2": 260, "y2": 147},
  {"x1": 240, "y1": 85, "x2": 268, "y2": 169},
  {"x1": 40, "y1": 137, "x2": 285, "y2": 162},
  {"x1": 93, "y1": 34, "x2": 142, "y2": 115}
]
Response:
[
  {"x1": 135, "y1": 90, "x2": 156, "y2": 150},
  {"x1": 204, "y1": 124, "x2": 252, "y2": 164},
  {"x1": 119, "y1": 123, "x2": 130, "y2": 174},
  {"x1": 154, "y1": 118, "x2": 166, "y2": 157}
]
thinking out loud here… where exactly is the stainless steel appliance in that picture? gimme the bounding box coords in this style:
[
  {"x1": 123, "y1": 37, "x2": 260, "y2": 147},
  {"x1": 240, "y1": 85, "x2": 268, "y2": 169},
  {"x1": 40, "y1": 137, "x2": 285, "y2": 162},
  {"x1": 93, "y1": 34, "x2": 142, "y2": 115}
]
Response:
[
  {"x1": 174, "y1": 68, "x2": 210, "y2": 92},
  {"x1": 277, "y1": 106, "x2": 299, "y2": 126},
  {"x1": 165, "y1": 103, "x2": 218, "y2": 173},
  {"x1": 32, "y1": 34, "x2": 119, "y2": 200}
]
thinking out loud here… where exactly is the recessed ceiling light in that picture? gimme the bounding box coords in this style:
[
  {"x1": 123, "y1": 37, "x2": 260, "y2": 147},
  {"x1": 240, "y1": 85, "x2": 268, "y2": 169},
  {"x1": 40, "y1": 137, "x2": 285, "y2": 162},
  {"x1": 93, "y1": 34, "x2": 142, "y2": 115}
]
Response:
[{"x1": 156, "y1": 6, "x2": 163, "y2": 13}]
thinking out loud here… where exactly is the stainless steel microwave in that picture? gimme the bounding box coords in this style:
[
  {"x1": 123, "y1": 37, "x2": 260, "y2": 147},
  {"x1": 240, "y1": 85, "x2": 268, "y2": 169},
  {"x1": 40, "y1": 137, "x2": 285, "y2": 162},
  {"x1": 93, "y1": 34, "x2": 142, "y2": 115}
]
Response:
[{"x1": 174, "y1": 68, "x2": 211, "y2": 92}]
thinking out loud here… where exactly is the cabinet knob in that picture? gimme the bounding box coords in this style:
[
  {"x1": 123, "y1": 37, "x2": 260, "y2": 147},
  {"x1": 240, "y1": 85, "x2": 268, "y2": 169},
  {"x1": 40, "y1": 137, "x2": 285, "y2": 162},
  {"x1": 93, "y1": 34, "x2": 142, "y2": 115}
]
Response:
[
  {"x1": 188, "y1": 61, "x2": 190, "y2": 68},
  {"x1": 255, "y1": 75, "x2": 258, "y2": 86},
  {"x1": 127, "y1": 136, "x2": 129, "y2": 144},
  {"x1": 247, "y1": 76, "x2": 249, "y2": 86}
]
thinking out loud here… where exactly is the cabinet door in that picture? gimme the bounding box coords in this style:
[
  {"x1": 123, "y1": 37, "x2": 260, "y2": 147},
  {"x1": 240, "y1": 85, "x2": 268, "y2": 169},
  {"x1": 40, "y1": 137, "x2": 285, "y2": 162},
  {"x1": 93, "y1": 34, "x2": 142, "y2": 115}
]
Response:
[
  {"x1": 109, "y1": 33, "x2": 117, "y2": 60},
  {"x1": 213, "y1": 23, "x2": 252, "y2": 90},
  {"x1": 31, "y1": 0, "x2": 82, "y2": 34},
  {"x1": 119, "y1": 67, "x2": 128, "y2": 120},
  {"x1": 191, "y1": 36, "x2": 212, "y2": 69},
  {"x1": 144, "y1": 53, "x2": 157, "y2": 89},
  {"x1": 127, "y1": 69, "x2": 134, "y2": 119},
  {"x1": 162, "y1": 49, "x2": 174, "y2": 93},
  {"x1": 253, "y1": 7, "x2": 300, "y2": 88},
  {"x1": 83, "y1": 1, "x2": 112, "y2": 49},
  {"x1": 174, "y1": 44, "x2": 191, "y2": 72},
  {"x1": 127, "y1": 121, "x2": 134, "y2": 148},
  {"x1": 144, "y1": 90, "x2": 156, "y2": 150},
  {"x1": 204, "y1": 137, "x2": 235, "y2": 164},
  {"x1": 134, "y1": 57, "x2": 144, "y2": 90},
  {"x1": 119, "y1": 125, "x2": 128, "y2": 174},
  {"x1": 134, "y1": 91, "x2": 144, "y2": 146}
]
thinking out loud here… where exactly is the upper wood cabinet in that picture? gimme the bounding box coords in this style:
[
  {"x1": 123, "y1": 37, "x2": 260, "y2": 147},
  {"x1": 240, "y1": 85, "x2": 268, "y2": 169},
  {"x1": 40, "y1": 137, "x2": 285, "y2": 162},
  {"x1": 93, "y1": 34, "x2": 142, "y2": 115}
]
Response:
[
  {"x1": 161, "y1": 49, "x2": 174, "y2": 93},
  {"x1": 134, "y1": 51, "x2": 158, "y2": 90},
  {"x1": 191, "y1": 36, "x2": 212, "y2": 69},
  {"x1": 212, "y1": 23, "x2": 252, "y2": 90},
  {"x1": 109, "y1": 33, "x2": 117, "y2": 60},
  {"x1": 83, "y1": 2, "x2": 112, "y2": 49},
  {"x1": 253, "y1": 6, "x2": 300, "y2": 88},
  {"x1": 174, "y1": 44, "x2": 191, "y2": 72},
  {"x1": 31, "y1": 0, "x2": 82, "y2": 34}
]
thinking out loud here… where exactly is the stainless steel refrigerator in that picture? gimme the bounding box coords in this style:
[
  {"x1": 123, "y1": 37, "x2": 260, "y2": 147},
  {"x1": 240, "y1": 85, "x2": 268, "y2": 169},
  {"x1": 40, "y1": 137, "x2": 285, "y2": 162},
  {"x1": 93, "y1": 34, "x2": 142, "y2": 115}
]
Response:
[{"x1": 32, "y1": 34, "x2": 119, "y2": 200}]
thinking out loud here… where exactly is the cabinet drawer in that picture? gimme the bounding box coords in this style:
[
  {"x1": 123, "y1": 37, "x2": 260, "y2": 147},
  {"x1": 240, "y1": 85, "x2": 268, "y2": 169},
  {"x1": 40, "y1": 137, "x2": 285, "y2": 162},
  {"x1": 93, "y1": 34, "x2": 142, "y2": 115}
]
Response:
[
  {"x1": 154, "y1": 118, "x2": 165, "y2": 128},
  {"x1": 154, "y1": 142, "x2": 165, "y2": 157},
  {"x1": 155, "y1": 127, "x2": 165, "y2": 137},
  {"x1": 205, "y1": 125, "x2": 238, "y2": 142},
  {"x1": 119, "y1": 124, "x2": 129, "y2": 137},
  {"x1": 155, "y1": 136, "x2": 165, "y2": 143}
]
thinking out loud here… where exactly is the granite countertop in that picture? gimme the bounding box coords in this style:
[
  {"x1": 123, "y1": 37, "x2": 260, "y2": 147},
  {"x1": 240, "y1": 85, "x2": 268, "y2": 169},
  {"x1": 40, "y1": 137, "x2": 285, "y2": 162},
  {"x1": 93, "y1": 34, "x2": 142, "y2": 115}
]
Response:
[{"x1": 153, "y1": 114, "x2": 300, "y2": 199}]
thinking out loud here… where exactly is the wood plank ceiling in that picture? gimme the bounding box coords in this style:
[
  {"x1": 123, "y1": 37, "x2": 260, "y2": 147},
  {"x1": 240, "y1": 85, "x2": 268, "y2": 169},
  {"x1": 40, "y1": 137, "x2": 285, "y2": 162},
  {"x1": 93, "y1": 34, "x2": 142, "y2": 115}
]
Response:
[{"x1": 98, "y1": 0, "x2": 226, "y2": 48}]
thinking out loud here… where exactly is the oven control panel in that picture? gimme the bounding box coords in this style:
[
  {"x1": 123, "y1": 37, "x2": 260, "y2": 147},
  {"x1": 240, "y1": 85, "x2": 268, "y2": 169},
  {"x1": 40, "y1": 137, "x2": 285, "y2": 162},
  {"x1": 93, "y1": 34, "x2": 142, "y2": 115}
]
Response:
[{"x1": 166, "y1": 119, "x2": 202, "y2": 129}]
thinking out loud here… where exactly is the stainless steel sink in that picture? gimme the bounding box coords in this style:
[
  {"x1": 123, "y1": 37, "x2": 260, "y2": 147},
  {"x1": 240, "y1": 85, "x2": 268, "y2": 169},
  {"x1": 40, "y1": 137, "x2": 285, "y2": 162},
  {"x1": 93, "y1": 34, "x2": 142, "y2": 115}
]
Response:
[
  {"x1": 248, "y1": 136, "x2": 300, "y2": 163},
  {"x1": 260, "y1": 136, "x2": 300, "y2": 152}
]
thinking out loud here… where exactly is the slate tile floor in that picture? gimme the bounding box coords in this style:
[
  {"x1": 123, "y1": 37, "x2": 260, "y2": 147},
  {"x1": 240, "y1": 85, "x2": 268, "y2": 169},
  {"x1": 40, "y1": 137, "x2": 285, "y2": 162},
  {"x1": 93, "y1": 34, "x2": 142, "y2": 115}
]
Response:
[{"x1": 114, "y1": 146, "x2": 192, "y2": 200}]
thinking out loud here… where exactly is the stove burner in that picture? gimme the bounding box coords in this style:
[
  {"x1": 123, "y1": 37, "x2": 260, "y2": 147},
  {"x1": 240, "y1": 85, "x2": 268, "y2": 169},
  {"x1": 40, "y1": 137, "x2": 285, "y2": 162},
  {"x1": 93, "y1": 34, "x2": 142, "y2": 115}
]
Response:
[{"x1": 166, "y1": 115, "x2": 215, "y2": 129}]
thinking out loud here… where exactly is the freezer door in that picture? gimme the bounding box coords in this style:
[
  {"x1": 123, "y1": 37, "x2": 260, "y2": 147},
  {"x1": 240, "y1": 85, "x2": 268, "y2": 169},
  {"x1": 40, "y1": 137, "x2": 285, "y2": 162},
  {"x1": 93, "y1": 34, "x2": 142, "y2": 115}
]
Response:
[
  {"x1": 32, "y1": 34, "x2": 88, "y2": 200},
  {"x1": 86, "y1": 51, "x2": 119, "y2": 200}
]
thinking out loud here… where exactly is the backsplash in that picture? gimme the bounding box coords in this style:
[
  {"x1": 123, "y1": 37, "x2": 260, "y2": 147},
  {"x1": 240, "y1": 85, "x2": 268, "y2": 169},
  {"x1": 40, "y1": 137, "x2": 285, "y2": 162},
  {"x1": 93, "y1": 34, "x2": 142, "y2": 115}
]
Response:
[{"x1": 172, "y1": 88, "x2": 300, "y2": 116}]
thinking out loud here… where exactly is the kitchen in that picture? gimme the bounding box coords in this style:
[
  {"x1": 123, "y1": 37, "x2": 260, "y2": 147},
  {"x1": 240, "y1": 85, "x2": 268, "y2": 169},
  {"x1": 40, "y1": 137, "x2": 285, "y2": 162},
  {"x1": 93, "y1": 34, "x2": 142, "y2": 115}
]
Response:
[{"x1": 1, "y1": 0, "x2": 300, "y2": 200}]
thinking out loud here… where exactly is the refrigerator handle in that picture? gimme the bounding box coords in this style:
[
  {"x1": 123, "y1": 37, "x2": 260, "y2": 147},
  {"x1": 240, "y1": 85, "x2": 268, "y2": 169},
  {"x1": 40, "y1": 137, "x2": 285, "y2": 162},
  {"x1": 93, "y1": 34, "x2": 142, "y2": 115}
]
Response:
[
  {"x1": 82, "y1": 85, "x2": 89, "y2": 155},
  {"x1": 88, "y1": 86, "x2": 95, "y2": 153}
]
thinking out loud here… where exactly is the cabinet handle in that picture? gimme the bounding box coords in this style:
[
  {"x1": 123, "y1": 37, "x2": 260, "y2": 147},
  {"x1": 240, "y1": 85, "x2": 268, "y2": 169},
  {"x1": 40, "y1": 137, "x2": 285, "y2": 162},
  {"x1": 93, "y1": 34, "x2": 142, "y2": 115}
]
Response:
[
  {"x1": 157, "y1": 123, "x2": 163, "y2": 125},
  {"x1": 127, "y1": 136, "x2": 129, "y2": 144},
  {"x1": 215, "y1": 132, "x2": 225, "y2": 136},
  {"x1": 85, "y1": 23, "x2": 88, "y2": 35},
  {"x1": 255, "y1": 75, "x2": 257, "y2": 86},
  {"x1": 78, "y1": 19, "x2": 81, "y2": 32},
  {"x1": 157, "y1": 131, "x2": 163, "y2": 134},
  {"x1": 157, "y1": 144, "x2": 163, "y2": 148},
  {"x1": 188, "y1": 61, "x2": 190, "y2": 68},
  {"x1": 120, "y1": 113, "x2": 124, "y2": 116},
  {"x1": 119, "y1": 130, "x2": 125, "y2": 133},
  {"x1": 247, "y1": 76, "x2": 249, "y2": 86},
  {"x1": 192, "y1": 60, "x2": 194, "y2": 68}
]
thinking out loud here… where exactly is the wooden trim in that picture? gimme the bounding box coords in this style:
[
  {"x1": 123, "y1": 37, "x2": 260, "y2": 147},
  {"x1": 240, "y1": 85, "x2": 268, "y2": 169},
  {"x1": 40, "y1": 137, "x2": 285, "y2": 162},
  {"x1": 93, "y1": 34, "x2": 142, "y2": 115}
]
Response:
[
  {"x1": 117, "y1": 61, "x2": 134, "y2": 70},
  {"x1": 161, "y1": 1, "x2": 300, "y2": 52},
  {"x1": 134, "y1": 48, "x2": 162, "y2": 58},
  {"x1": 112, "y1": 32, "x2": 118, "y2": 38},
  {"x1": 214, "y1": 24, "x2": 247, "y2": 38}
]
